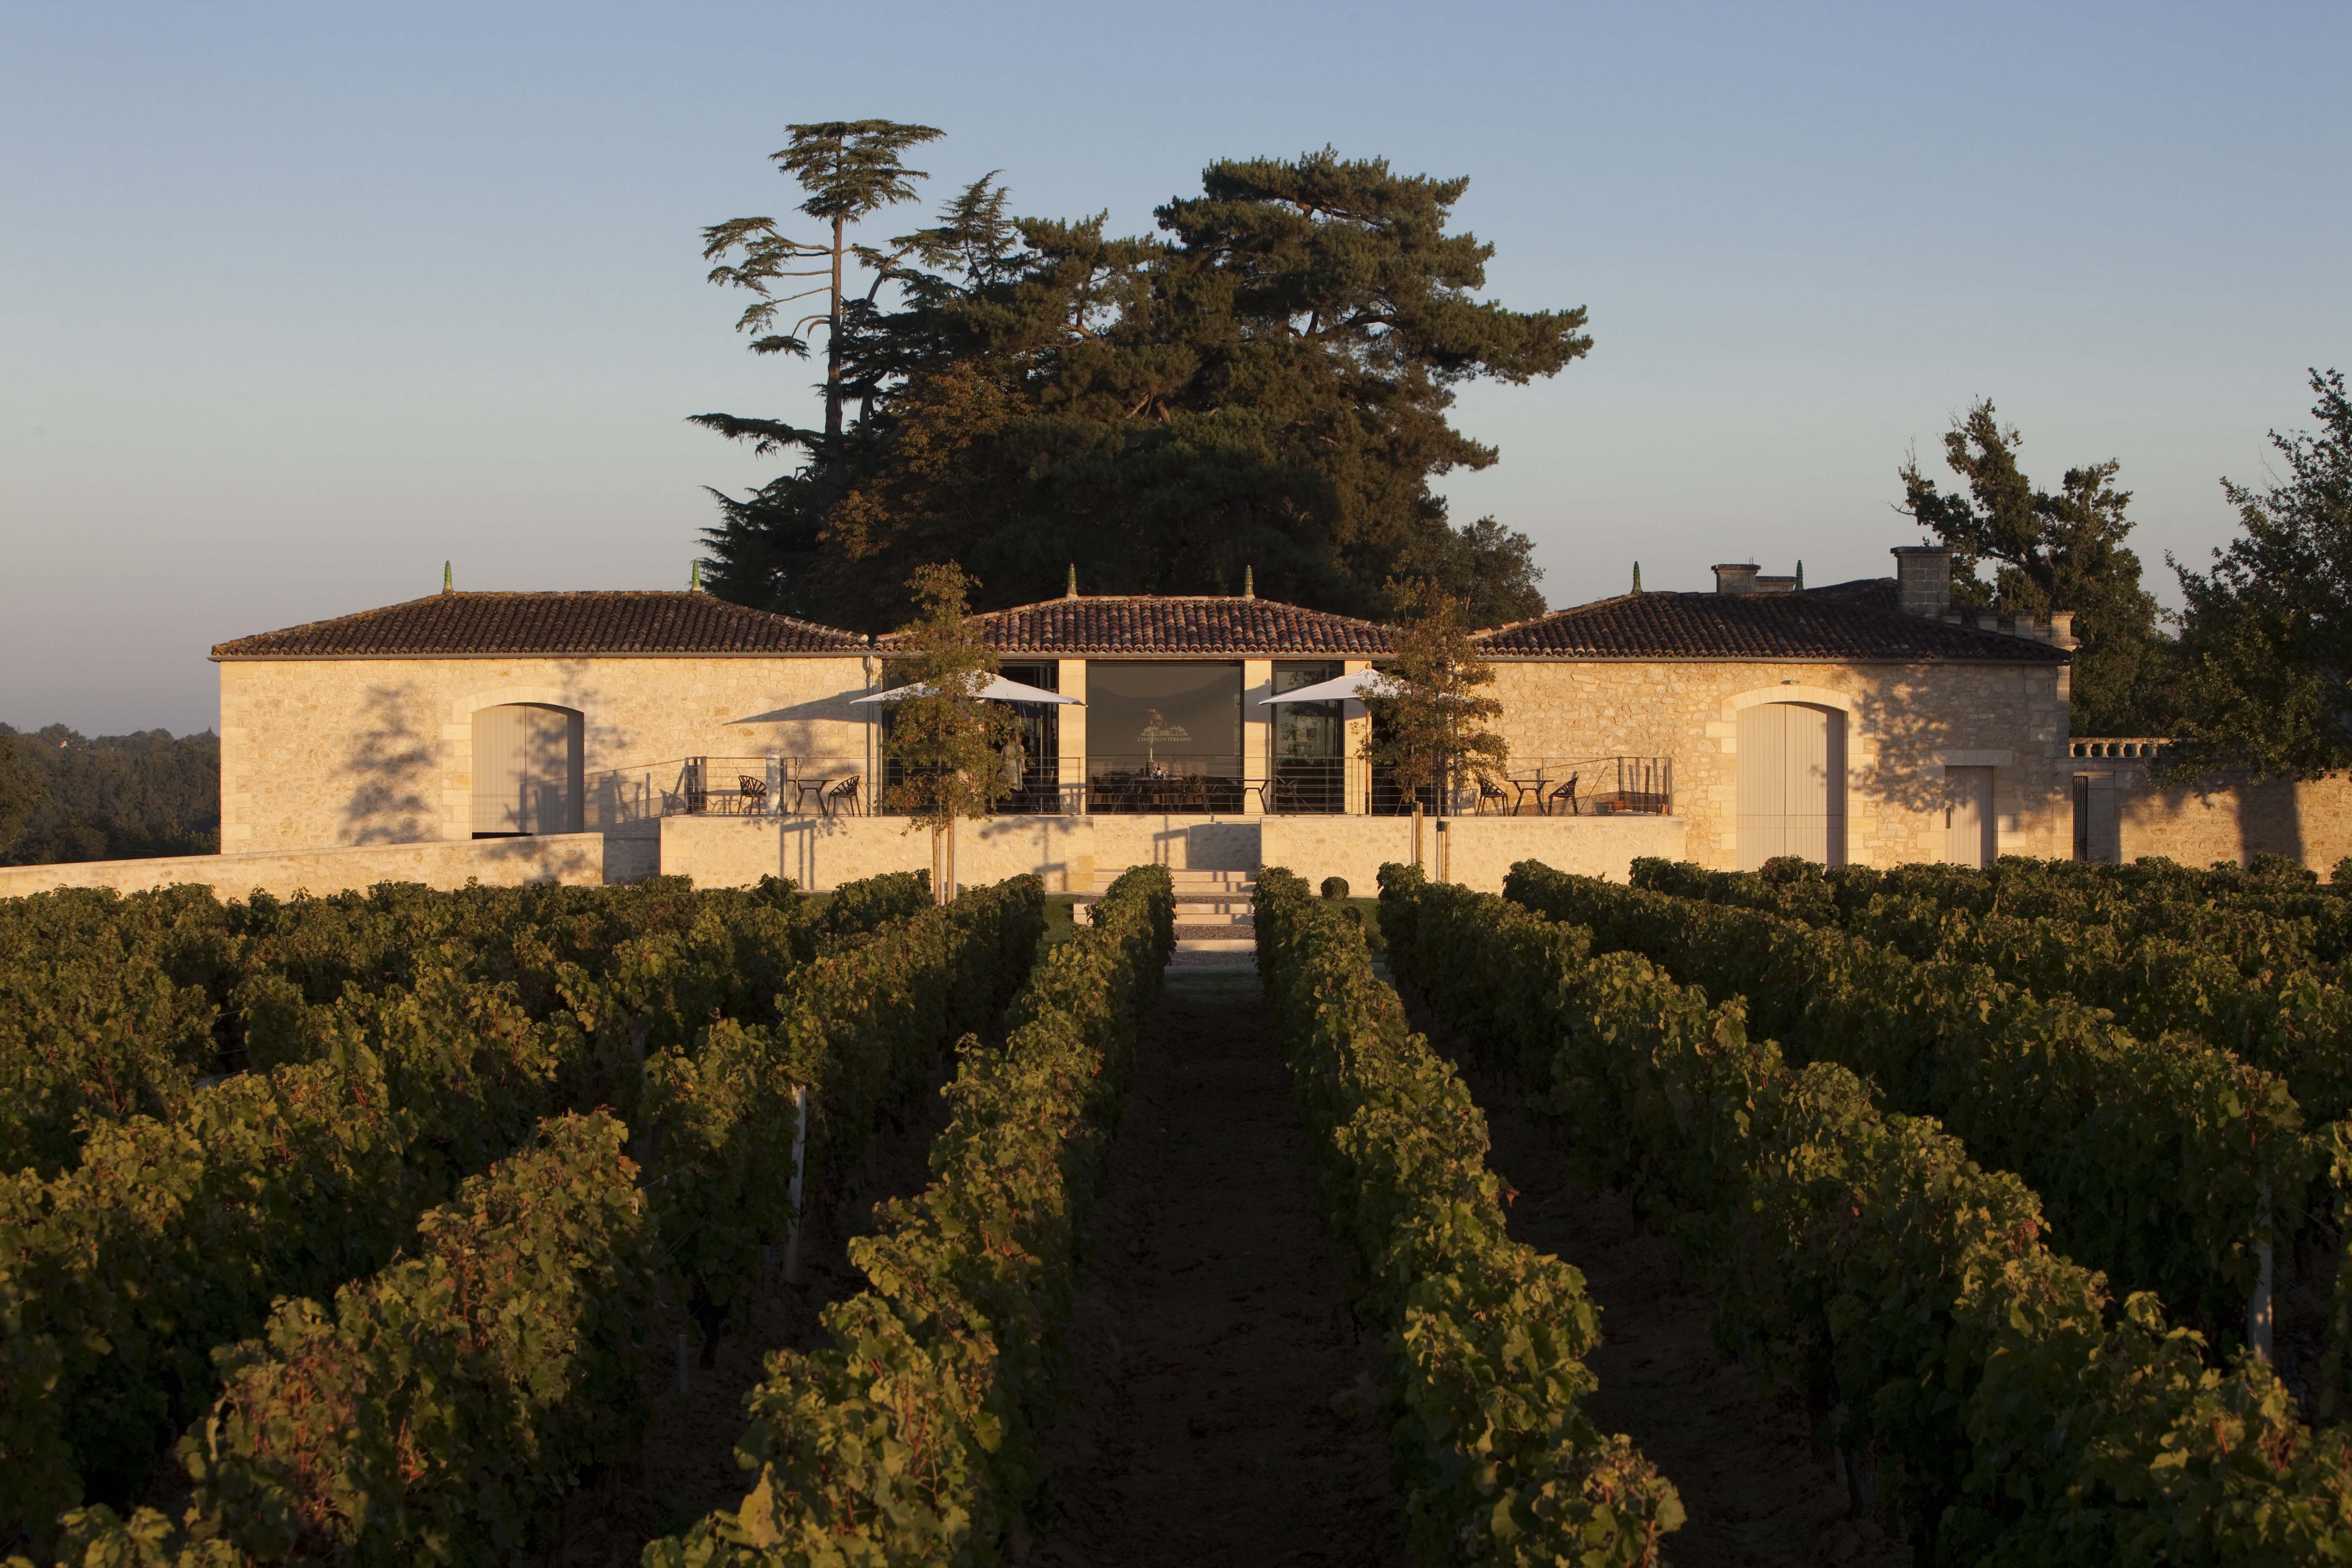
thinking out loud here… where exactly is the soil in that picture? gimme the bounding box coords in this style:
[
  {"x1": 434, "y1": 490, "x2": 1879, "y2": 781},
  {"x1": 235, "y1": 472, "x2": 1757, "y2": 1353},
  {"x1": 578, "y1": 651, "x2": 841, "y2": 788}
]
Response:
[
  {"x1": 1413, "y1": 1005, "x2": 1911, "y2": 1568},
  {"x1": 544, "y1": 1056, "x2": 961, "y2": 1565},
  {"x1": 1026, "y1": 970, "x2": 1403, "y2": 1568}
]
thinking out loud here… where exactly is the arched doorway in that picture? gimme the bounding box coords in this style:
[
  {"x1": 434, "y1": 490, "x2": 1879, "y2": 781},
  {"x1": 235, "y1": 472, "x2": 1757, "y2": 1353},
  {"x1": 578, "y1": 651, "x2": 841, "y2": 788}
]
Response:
[
  {"x1": 470, "y1": 704, "x2": 583, "y2": 836},
  {"x1": 1736, "y1": 702, "x2": 1845, "y2": 868}
]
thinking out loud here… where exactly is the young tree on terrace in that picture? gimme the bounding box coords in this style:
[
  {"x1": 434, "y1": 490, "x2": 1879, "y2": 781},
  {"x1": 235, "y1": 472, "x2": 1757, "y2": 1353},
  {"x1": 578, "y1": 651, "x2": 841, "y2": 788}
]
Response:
[
  {"x1": 1898, "y1": 400, "x2": 2172, "y2": 735},
  {"x1": 2165, "y1": 369, "x2": 2352, "y2": 781},
  {"x1": 879, "y1": 562, "x2": 1015, "y2": 901},
  {"x1": 1360, "y1": 583, "x2": 1507, "y2": 818}
]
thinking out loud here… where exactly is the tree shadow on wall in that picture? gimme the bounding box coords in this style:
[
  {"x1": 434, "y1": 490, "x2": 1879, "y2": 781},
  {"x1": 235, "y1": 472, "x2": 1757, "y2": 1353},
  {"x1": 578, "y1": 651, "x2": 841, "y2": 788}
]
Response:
[
  {"x1": 342, "y1": 685, "x2": 437, "y2": 844},
  {"x1": 1843, "y1": 682, "x2": 2068, "y2": 842}
]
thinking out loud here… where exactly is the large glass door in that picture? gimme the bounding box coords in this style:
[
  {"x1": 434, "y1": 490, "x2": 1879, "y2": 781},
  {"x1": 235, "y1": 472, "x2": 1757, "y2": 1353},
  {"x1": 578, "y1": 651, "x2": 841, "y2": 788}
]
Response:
[{"x1": 1084, "y1": 661, "x2": 1242, "y2": 813}]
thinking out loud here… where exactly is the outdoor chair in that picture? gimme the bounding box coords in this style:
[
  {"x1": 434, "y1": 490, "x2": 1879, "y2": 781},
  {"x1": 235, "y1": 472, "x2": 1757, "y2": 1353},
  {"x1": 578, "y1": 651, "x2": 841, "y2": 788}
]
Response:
[
  {"x1": 1545, "y1": 773, "x2": 1581, "y2": 816},
  {"x1": 735, "y1": 775, "x2": 768, "y2": 815},
  {"x1": 1475, "y1": 778, "x2": 1508, "y2": 815},
  {"x1": 820, "y1": 776, "x2": 863, "y2": 818}
]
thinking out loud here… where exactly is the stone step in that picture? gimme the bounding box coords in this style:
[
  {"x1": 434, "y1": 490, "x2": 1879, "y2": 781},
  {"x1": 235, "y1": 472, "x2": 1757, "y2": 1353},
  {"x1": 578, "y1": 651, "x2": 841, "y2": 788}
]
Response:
[{"x1": 1094, "y1": 867, "x2": 1257, "y2": 893}]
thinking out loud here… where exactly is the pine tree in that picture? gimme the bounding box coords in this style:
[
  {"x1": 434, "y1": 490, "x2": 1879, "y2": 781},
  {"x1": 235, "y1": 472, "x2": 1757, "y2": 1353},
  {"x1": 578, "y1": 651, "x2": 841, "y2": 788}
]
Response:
[
  {"x1": 1898, "y1": 401, "x2": 2171, "y2": 734},
  {"x1": 695, "y1": 145, "x2": 1585, "y2": 630},
  {"x1": 693, "y1": 120, "x2": 944, "y2": 611},
  {"x1": 2168, "y1": 369, "x2": 2352, "y2": 780}
]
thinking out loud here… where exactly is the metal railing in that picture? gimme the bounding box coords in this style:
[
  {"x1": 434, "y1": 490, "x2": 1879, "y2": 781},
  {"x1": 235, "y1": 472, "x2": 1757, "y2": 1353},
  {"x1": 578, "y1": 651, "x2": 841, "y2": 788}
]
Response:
[
  {"x1": 585, "y1": 757, "x2": 871, "y2": 825},
  {"x1": 583, "y1": 751, "x2": 1675, "y2": 823},
  {"x1": 1372, "y1": 755, "x2": 1674, "y2": 818},
  {"x1": 1084, "y1": 754, "x2": 1246, "y2": 815}
]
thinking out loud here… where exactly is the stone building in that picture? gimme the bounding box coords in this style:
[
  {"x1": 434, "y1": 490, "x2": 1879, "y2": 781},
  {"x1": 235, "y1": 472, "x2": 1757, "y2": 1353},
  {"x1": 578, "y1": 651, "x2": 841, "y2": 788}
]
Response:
[
  {"x1": 1474, "y1": 548, "x2": 2077, "y2": 869},
  {"x1": 31, "y1": 542, "x2": 2335, "y2": 900}
]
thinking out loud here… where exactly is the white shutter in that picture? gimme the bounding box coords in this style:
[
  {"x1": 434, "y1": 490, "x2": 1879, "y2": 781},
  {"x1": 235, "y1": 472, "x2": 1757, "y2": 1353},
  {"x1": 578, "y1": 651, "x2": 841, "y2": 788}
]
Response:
[
  {"x1": 1736, "y1": 703, "x2": 1845, "y2": 869},
  {"x1": 471, "y1": 705, "x2": 583, "y2": 835},
  {"x1": 1943, "y1": 767, "x2": 1995, "y2": 867}
]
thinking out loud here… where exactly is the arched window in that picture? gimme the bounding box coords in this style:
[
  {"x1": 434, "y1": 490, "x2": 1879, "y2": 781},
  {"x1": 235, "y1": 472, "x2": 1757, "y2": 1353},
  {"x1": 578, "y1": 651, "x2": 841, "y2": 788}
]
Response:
[
  {"x1": 470, "y1": 704, "x2": 583, "y2": 837},
  {"x1": 1736, "y1": 702, "x2": 1845, "y2": 868}
]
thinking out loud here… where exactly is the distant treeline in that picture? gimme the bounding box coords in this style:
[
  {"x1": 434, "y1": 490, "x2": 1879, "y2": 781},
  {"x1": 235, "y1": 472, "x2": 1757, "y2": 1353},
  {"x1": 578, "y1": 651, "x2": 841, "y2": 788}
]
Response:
[{"x1": 0, "y1": 724, "x2": 220, "y2": 865}]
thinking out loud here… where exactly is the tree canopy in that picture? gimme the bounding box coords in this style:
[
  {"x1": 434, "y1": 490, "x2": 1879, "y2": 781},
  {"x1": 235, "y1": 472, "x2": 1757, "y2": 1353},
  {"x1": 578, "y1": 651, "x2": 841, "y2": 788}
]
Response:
[
  {"x1": 1898, "y1": 401, "x2": 2171, "y2": 735},
  {"x1": 0, "y1": 725, "x2": 219, "y2": 864},
  {"x1": 2166, "y1": 369, "x2": 2352, "y2": 781},
  {"x1": 695, "y1": 141, "x2": 1586, "y2": 631}
]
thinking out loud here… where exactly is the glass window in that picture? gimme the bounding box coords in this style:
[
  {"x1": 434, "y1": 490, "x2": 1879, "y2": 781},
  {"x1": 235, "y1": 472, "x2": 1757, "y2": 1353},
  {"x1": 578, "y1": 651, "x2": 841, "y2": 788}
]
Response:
[
  {"x1": 1084, "y1": 661, "x2": 1242, "y2": 813},
  {"x1": 1271, "y1": 662, "x2": 1344, "y2": 814}
]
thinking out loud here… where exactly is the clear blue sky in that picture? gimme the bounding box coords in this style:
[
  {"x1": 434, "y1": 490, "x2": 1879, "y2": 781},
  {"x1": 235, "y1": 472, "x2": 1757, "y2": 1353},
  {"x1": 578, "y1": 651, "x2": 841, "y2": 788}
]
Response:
[{"x1": 4, "y1": 0, "x2": 2344, "y2": 734}]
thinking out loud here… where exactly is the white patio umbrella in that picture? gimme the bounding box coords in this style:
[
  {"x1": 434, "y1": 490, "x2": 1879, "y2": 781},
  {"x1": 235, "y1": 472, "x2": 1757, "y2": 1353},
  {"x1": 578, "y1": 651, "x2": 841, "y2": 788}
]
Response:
[
  {"x1": 849, "y1": 675, "x2": 1082, "y2": 705},
  {"x1": 1255, "y1": 668, "x2": 1394, "y2": 705}
]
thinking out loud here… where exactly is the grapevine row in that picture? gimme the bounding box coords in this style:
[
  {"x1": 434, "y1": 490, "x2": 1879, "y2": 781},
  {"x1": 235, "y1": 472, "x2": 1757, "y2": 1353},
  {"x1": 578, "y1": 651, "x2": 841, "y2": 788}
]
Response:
[
  {"x1": 0, "y1": 871, "x2": 1006, "y2": 1558},
  {"x1": 1505, "y1": 859, "x2": 2308, "y2": 1331},
  {"x1": 0, "y1": 872, "x2": 932, "y2": 1179},
  {"x1": 1632, "y1": 854, "x2": 2352, "y2": 966},
  {"x1": 1635, "y1": 856, "x2": 2352, "y2": 1125},
  {"x1": 644, "y1": 863, "x2": 1174, "y2": 1566},
  {"x1": 39, "y1": 874, "x2": 1041, "y2": 1565},
  {"x1": 1379, "y1": 863, "x2": 2352, "y2": 1563},
  {"x1": 1254, "y1": 867, "x2": 1682, "y2": 1565}
]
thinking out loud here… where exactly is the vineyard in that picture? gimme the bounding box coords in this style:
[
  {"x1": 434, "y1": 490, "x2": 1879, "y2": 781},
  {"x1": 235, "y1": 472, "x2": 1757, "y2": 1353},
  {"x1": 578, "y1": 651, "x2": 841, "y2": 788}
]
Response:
[{"x1": 4, "y1": 851, "x2": 2349, "y2": 1563}]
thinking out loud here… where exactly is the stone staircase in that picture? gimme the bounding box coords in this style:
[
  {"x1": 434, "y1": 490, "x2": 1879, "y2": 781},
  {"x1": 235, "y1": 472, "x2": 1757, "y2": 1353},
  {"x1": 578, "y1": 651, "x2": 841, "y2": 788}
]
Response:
[{"x1": 1077, "y1": 867, "x2": 1258, "y2": 969}]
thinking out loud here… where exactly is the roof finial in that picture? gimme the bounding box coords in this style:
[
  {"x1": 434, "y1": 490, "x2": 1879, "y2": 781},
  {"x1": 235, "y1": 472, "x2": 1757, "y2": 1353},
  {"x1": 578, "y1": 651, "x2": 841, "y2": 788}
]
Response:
[
  {"x1": 1243, "y1": 565, "x2": 1254, "y2": 599},
  {"x1": 1065, "y1": 562, "x2": 1078, "y2": 599},
  {"x1": 1631, "y1": 561, "x2": 1642, "y2": 595},
  {"x1": 1794, "y1": 560, "x2": 1805, "y2": 592},
  {"x1": 443, "y1": 560, "x2": 453, "y2": 596},
  {"x1": 690, "y1": 560, "x2": 702, "y2": 593}
]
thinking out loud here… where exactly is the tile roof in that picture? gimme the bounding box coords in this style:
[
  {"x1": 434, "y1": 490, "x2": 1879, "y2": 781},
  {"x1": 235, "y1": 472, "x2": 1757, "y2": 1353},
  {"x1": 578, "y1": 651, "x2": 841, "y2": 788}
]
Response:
[
  {"x1": 1474, "y1": 590, "x2": 2069, "y2": 663},
  {"x1": 211, "y1": 592, "x2": 867, "y2": 659},
  {"x1": 891, "y1": 596, "x2": 1394, "y2": 657}
]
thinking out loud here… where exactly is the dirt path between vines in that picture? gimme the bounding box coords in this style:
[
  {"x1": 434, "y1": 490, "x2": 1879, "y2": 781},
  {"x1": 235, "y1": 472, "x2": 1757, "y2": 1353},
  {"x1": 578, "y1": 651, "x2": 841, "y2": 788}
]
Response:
[
  {"x1": 1028, "y1": 971, "x2": 1403, "y2": 1568},
  {"x1": 1419, "y1": 1013, "x2": 1909, "y2": 1568}
]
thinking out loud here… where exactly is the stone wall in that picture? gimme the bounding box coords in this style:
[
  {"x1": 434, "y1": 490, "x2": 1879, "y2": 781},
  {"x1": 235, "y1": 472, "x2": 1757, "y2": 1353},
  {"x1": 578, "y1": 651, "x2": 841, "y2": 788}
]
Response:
[
  {"x1": 0, "y1": 827, "x2": 655, "y2": 902},
  {"x1": 2079, "y1": 761, "x2": 2352, "y2": 872},
  {"x1": 660, "y1": 811, "x2": 1683, "y2": 895},
  {"x1": 1484, "y1": 657, "x2": 2068, "y2": 870},
  {"x1": 1259, "y1": 813, "x2": 1684, "y2": 895},
  {"x1": 661, "y1": 814, "x2": 1095, "y2": 894},
  {"x1": 218, "y1": 652, "x2": 876, "y2": 854}
]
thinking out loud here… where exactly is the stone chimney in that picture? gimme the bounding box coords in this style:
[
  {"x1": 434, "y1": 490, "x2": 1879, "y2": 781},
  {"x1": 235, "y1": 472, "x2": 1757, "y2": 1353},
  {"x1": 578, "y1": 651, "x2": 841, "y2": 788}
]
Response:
[
  {"x1": 2048, "y1": 610, "x2": 2077, "y2": 650},
  {"x1": 1891, "y1": 545, "x2": 1952, "y2": 618},
  {"x1": 1712, "y1": 562, "x2": 1761, "y2": 595}
]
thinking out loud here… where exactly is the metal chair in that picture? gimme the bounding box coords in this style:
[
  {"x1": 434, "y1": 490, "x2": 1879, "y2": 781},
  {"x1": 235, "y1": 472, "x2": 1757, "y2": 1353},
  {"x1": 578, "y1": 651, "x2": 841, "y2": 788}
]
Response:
[
  {"x1": 820, "y1": 776, "x2": 863, "y2": 818},
  {"x1": 1475, "y1": 778, "x2": 1508, "y2": 815},
  {"x1": 735, "y1": 775, "x2": 769, "y2": 815},
  {"x1": 1545, "y1": 773, "x2": 1581, "y2": 817}
]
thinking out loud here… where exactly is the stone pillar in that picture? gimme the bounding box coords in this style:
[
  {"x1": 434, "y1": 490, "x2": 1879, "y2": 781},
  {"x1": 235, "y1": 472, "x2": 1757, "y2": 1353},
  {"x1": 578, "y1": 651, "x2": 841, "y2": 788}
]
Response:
[
  {"x1": 1343, "y1": 659, "x2": 1372, "y2": 815},
  {"x1": 1057, "y1": 659, "x2": 1088, "y2": 813},
  {"x1": 1241, "y1": 658, "x2": 1272, "y2": 814}
]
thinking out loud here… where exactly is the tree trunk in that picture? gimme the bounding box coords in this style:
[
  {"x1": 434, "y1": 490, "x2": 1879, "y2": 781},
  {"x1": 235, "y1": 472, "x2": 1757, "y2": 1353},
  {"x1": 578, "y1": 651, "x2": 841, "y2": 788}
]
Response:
[{"x1": 825, "y1": 212, "x2": 845, "y2": 448}]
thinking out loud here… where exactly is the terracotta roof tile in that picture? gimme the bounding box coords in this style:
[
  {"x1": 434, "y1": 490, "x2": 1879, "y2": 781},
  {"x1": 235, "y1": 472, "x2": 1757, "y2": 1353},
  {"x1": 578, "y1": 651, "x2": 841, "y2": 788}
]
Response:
[
  {"x1": 1474, "y1": 590, "x2": 2069, "y2": 662},
  {"x1": 211, "y1": 592, "x2": 867, "y2": 658},
  {"x1": 883, "y1": 596, "x2": 1393, "y2": 657}
]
